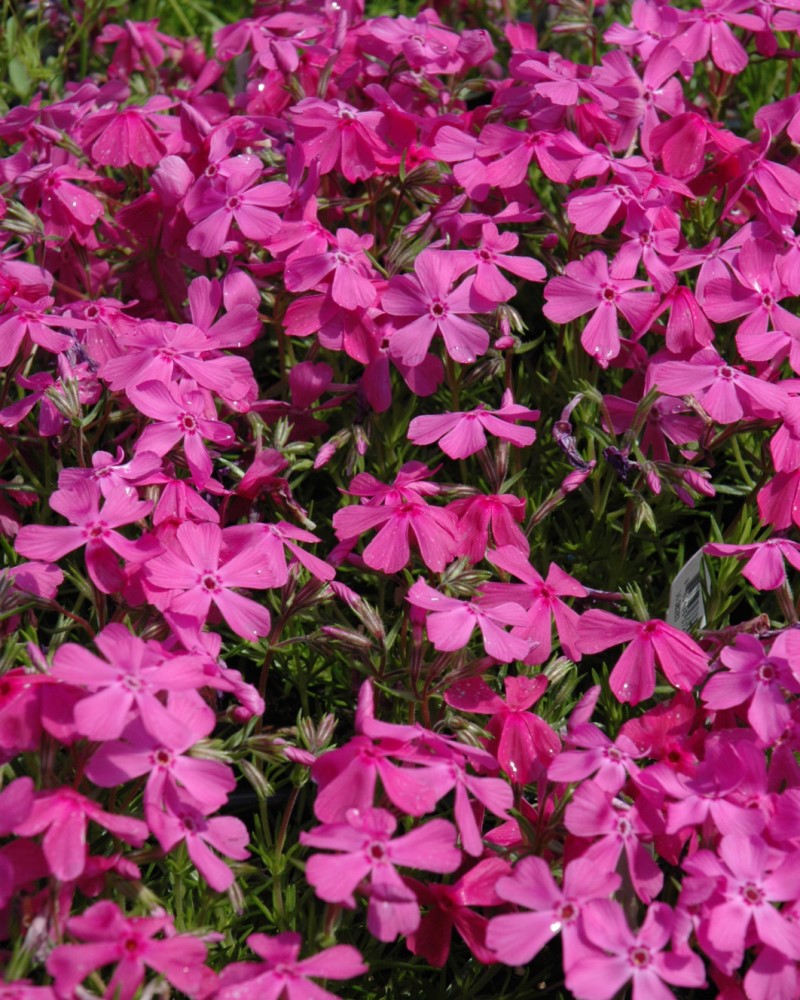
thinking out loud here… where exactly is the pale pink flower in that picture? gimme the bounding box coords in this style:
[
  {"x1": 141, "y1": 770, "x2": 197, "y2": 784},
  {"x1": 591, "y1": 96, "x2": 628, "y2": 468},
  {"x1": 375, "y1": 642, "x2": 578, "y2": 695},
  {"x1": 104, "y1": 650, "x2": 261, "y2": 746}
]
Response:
[{"x1": 216, "y1": 932, "x2": 367, "y2": 1000}]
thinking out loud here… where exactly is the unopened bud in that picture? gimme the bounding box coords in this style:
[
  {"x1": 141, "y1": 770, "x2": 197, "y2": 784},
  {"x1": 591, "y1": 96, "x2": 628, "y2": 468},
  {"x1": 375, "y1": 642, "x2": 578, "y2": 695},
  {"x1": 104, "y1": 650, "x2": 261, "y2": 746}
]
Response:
[{"x1": 239, "y1": 759, "x2": 273, "y2": 801}]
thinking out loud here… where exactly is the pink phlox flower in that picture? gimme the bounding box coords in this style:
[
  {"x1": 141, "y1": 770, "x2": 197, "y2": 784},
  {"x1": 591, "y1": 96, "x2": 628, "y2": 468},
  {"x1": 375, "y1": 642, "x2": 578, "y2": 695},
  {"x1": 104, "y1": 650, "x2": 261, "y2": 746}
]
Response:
[
  {"x1": 144, "y1": 521, "x2": 274, "y2": 639},
  {"x1": 285, "y1": 228, "x2": 377, "y2": 309},
  {"x1": 301, "y1": 806, "x2": 461, "y2": 941},
  {"x1": 289, "y1": 97, "x2": 389, "y2": 184},
  {"x1": 481, "y1": 545, "x2": 587, "y2": 664},
  {"x1": 407, "y1": 579, "x2": 531, "y2": 663},
  {"x1": 564, "y1": 782, "x2": 664, "y2": 903},
  {"x1": 673, "y1": 0, "x2": 765, "y2": 74},
  {"x1": 15, "y1": 481, "x2": 156, "y2": 594},
  {"x1": 683, "y1": 834, "x2": 800, "y2": 973},
  {"x1": 0, "y1": 776, "x2": 34, "y2": 837},
  {"x1": 486, "y1": 856, "x2": 622, "y2": 968},
  {"x1": 447, "y1": 493, "x2": 528, "y2": 563},
  {"x1": 408, "y1": 389, "x2": 539, "y2": 459},
  {"x1": 266, "y1": 192, "x2": 330, "y2": 257},
  {"x1": 14, "y1": 787, "x2": 147, "y2": 882},
  {"x1": 449, "y1": 222, "x2": 546, "y2": 301},
  {"x1": 543, "y1": 251, "x2": 660, "y2": 365},
  {"x1": 186, "y1": 271, "x2": 262, "y2": 349},
  {"x1": 618, "y1": 691, "x2": 701, "y2": 770},
  {"x1": 59, "y1": 448, "x2": 162, "y2": 498},
  {"x1": 310, "y1": 733, "x2": 454, "y2": 823},
  {"x1": 430, "y1": 124, "x2": 492, "y2": 199},
  {"x1": 223, "y1": 520, "x2": 335, "y2": 585},
  {"x1": 577, "y1": 608, "x2": 709, "y2": 704},
  {"x1": 87, "y1": 690, "x2": 236, "y2": 822},
  {"x1": 96, "y1": 20, "x2": 181, "y2": 77},
  {"x1": 769, "y1": 389, "x2": 800, "y2": 472},
  {"x1": 0, "y1": 295, "x2": 84, "y2": 368},
  {"x1": 565, "y1": 900, "x2": 706, "y2": 1000},
  {"x1": 701, "y1": 632, "x2": 799, "y2": 744},
  {"x1": 650, "y1": 284, "x2": 715, "y2": 353},
  {"x1": 444, "y1": 675, "x2": 561, "y2": 785},
  {"x1": 724, "y1": 131, "x2": 800, "y2": 221},
  {"x1": 613, "y1": 204, "x2": 681, "y2": 293},
  {"x1": 4, "y1": 560, "x2": 63, "y2": 602},
  {"x1": 46, "y1": 900, "x2": 211, "y2": 1000},
  {"x1": 382, "y1": 249, "x2": 496, "y2": 367},
  {"x1": 705, "y1": 536, "x2": 800, "y2": 590},
  {"x1": 649, "y1": 349, "x2": 786, "y2": 424},
  {"x1": 549, "y1": 723, "x2": 644, "y2": 793},
  {"x1": 130, "y1": 379, "x2": 234, "y2": 489},
  {"x1": 405, "y1": 856, "x2": 513, "y2": 967},
  {"x1": 516, "y1": 50, "x2": 616, "y2": 109},
  {"x1": 333, "y1": 485, "x2": 458, "y2": 575},
  {"x1": 152, "y1": 475, "x2": 220, "y2": 527},
  {"x1": 478, "y1": 121, "x2": 593, "y2": 189},
  {"x1": 51, "y1": 622, "x2": 207, "y2": 744},
  {"x1": 342, "y1": 462, "x2": 442, "y2": 505},
  {"x1": 253, "y1": 359, "x2": 335, "y2": 441},
  {"x1": 604, "y1": 392, "x2": 704, "y2": 462},
  {"x1": 99, "y1": 320, "x2": 253, "y2": 403},
  {"x1": 185, "y1": 155, "x2": 291, "y2": 256},
  {"x1": 15, "y1": 162, "x2": 105, "y2": 239},
  {"x1": 216, "y1": 932, "x2": 367, "y2": 1000},
  {"x1": 364, "y1": 12, "x2": 462, "y2": 72},
  {"x1": 148, "y1": 782, "x2": 250, "y2": 891},
  {"x1": 0, "y1": 257, "x2": 52, "y2": 307},
  {"x1": 236, "y1": 447, "x2": 289, "y2": 501},
  {"x1": 79, "y1": 96, "x2": 174, "y2": 168}
]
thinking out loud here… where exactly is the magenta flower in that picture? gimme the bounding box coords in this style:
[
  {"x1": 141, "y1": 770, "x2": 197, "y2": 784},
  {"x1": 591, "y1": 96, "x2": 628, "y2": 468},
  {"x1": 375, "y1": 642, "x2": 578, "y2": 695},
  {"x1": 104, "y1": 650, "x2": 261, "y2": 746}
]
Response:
[
  {"x1": 222, "y1": 521, "x2": 335, "y2": 585},
  {"x1": 51, "y1": 623, "x2": 206, "y2": 745},
  {"x1": 302, "y1": 807, "x2": 461, "y2": 941},
  {"x1": 14, "y1": 788, "x2": 147, "y2": 882},
  {"x1": 486, "y1": 856, "x2": 621, "y2": 968},
  {"x1": 702, "y1": 632, "x2": 798, "y2": 744},
  {"x1": 216, "y1": 932, "x2": 367, "y2": 1000},
  {"x1": 565, "y1": 900, "x2": 706, "y2": 1000},
  {"x1": 451, "y1": 222, "x2": 547, "y2": 301},
  {"x1": 542, "y1": 251, "x2": 659, "y2": 365},
  {"x1": 144, "y1": 522, "x2": 274, "y2": 639},
  {"x1": 289, "y1": 97, "x2": 388, "y2": 183},
  {"x1": 382, "y1": 250, "x2": 495, "y2": 366},
  {"x1": 549, "y1": 723, "x2": 643, "y2": 793},
  {"x1": 705, "y1": 537, "x2": 800, "y2": 590},
  {"x1": 445, "y1": 675, "x2": 561, "y2": 785},
  {"x1": 448, "y1": 493, "x2": 528, "y2": 563},
  {"x1": 15, "y1": 482, "x2": 156, "y2": 594},
  {"x1": 59, "y1": 447, "x2": 162, "y2": 499},
  {"x1": 46, "y1": 900, "x2": 212, "y2": 1000},
  {"x1": 577, "y1": 609, "x2": 709, "y2": 704},
  {"x1": 0, "y1": 295, "x2": 80, "y2": 368},
  {"x1": 408, "y1": 389, "x2": 539, "y2": 459},
  {"x1": 285, "y1": 228, "x2": 377, "y2": 309},
  {"x1": 407, "y1": 579, "x2": 531, "y2": 663},
  {"x1": 79, "y1": 98, "x2": 172, "y2": 168}
]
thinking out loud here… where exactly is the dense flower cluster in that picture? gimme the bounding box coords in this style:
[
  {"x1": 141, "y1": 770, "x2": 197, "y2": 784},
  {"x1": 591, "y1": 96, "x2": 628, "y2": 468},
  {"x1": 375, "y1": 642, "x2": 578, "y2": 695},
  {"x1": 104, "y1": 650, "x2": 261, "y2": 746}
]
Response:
[{"x1": 2, "y1": 0, "x2": 800, "y2": 995}]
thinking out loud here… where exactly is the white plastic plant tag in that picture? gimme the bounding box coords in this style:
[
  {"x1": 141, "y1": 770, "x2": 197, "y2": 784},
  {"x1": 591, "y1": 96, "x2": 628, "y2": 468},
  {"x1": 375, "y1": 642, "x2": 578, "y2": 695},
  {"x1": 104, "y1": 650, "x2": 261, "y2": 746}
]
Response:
[{"x1": 667, "y1": 549, "x2": 708, "y2": 631}]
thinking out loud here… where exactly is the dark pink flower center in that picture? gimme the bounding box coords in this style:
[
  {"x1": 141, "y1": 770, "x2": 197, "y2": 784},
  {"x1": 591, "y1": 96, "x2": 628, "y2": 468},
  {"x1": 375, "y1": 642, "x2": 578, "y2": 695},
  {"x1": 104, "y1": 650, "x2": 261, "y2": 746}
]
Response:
[
  {"x1": 201, "y1": 572, "x2": 221, "y2": 592},
  {"x1": 334, "y1": 251, "x2": 352, "y2": 266},
  {"x1": 602, "y1": 286, "x2": 616, "y2": 302},
  {"x1": 718, "y1": 365, "x2": 737, "y2": 381},
  {"x1": 478, "y1": 248, "x2": 494, "y2": 262},
  {"x1": 86, "y1": 521, "x2": 108, "y2": 539},
  {"x1": 758, "y1": 661, "x2": 776, "y2": 683},
  {"x1": 616, "y1": 816, "x2": 633, "y2": 837},
  {"x1": 430, "y1": 299, "x2": 447, "y2": 319},
  {"x1": 180, "y1": 413, "x2": 197, "y2": 433},
  {"x1": 629, "y1": 946, "x2": 650, "y2": 967},
  {"x1": 606, "y1": 746, "x2": 623, "y2": 762},
  {"x1": 369, "y1": 843, "x2": 386, "y2": 860},
  {"x1": 557, "y1": 901, "x2": 577, "y2": 922},
  {"x1": 124, "y1": 937, "x2": 141, "y2": 954},
  {"x1": 741, "y1": 882, "x2": 764, "y2": 905},
  {"x1": 226, "y1": 195, "x2": 241, "y2": 210},
  {"x1": 154, "y1": 748, "x2": 172, "y2": 767},
  {"x1": 762, "y1": 293, "x2": 774, "y2": 308}
]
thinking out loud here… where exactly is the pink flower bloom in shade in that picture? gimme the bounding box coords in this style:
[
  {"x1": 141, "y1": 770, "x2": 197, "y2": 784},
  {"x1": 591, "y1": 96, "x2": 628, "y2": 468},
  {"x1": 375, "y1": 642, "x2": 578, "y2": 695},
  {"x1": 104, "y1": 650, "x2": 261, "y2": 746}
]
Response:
[
  {"x1": 407, "y1": 579, "x2": 531, "y2": 663},
  {"x1": 51, "y1": 622, "x2": 206, "y2": 743},
  {"x1": 564, "y1": 782, "x2": 664, "y2": 903},
  {"x1": 185, "y1": 156, "x2": 291, "y2": 257},
  {"x1": 683, "y1": 834, "x2": 800, "y2": 972},
  {"x1": 288, "y1": 97, "x2": 389, "y2": 184},
  {"x1": 486, "y1": 856, "x2": 621, "y2": 968},
  {"x1": 548, "y1": 723, "x2": 644, "y2": 793},
  {"x1": 130, "y1": 380, "x2": 234, "y2": 489},
  {"x1": 408, "y1": 389, "x2": 539, "y2": 459},
  {"x1": 301, "y1": 807, "x2": 462, "y2": 942},
  {"x1": 445, "y1": 675, "x2": 561, "y2": 785},
  {"x1": 46, "y1": 900, "x2": 212, "y2": 1000},
  {"x1": 14, "y1": 482, "x2": 156, "y2": 594},
  {"x1": 406, "y1": 857, "x2": 512, "y2": 967},
  {"x1": 448, "y1": 493, "x2": 528, "y2": 563},
  {"x1": 144, "y1": 522, "x2": 274, "y2": 639},
  {"x1": 285, "y1": 229, "x2": 377, "y2": 309},
  {"x1": 86, "y1": 691, "x2": 236, "y2": 821},
  {"x1": 565, "y1": 900, "x2": 706, "y2": 1000},
  {"x1": 674, "y1": 0, "x2": 764, "y2": 74},
  {"x1": 0, "y1": 296, "x2": 82, "y2": 367},
  {"x1": 382, "y1": 250, "x2": 495, "y2": 367},
  {"x1": 343, "y1": 461, "x2": 442, "y2": 505},
  {"x1": 221, "y1": 521, "x2": 334, "y2": 585},
  {"x1": 702, "y1": 633, "x2": 799, "y2": 745},
  {"x1": 59, "y1": 448, "x2": 162, "y2": 499},
  {"x1": 542, "y1": 251, "x2": 659, "y2": 365},
  {"x1": 332, "y1": 496, "x2": 458, "y2": 575},
  {"x1": 481, "y1": 545, "x2": 587, "y2": 664},
  {"x1": 215, "y1": 932, "x2": 367, "y2": 1000},
  {"x1": 577, "y1": 609, "x2": 709, "y2": 704},
  {"x1": 450, "y1": 222, "x2": 547, "y2": 301},
  {"x1": 79, "y1": 98, "x2": 172, "y2": 168},
  {"x1": 14, "y1": 788, "x2": 147, "y2": 882},
  {"x1": 148, "y1": 783, "x2": 250, "y2": 892},
  {"x1": 649, "y1": 350, "x2": 786, "y2": 425}
]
